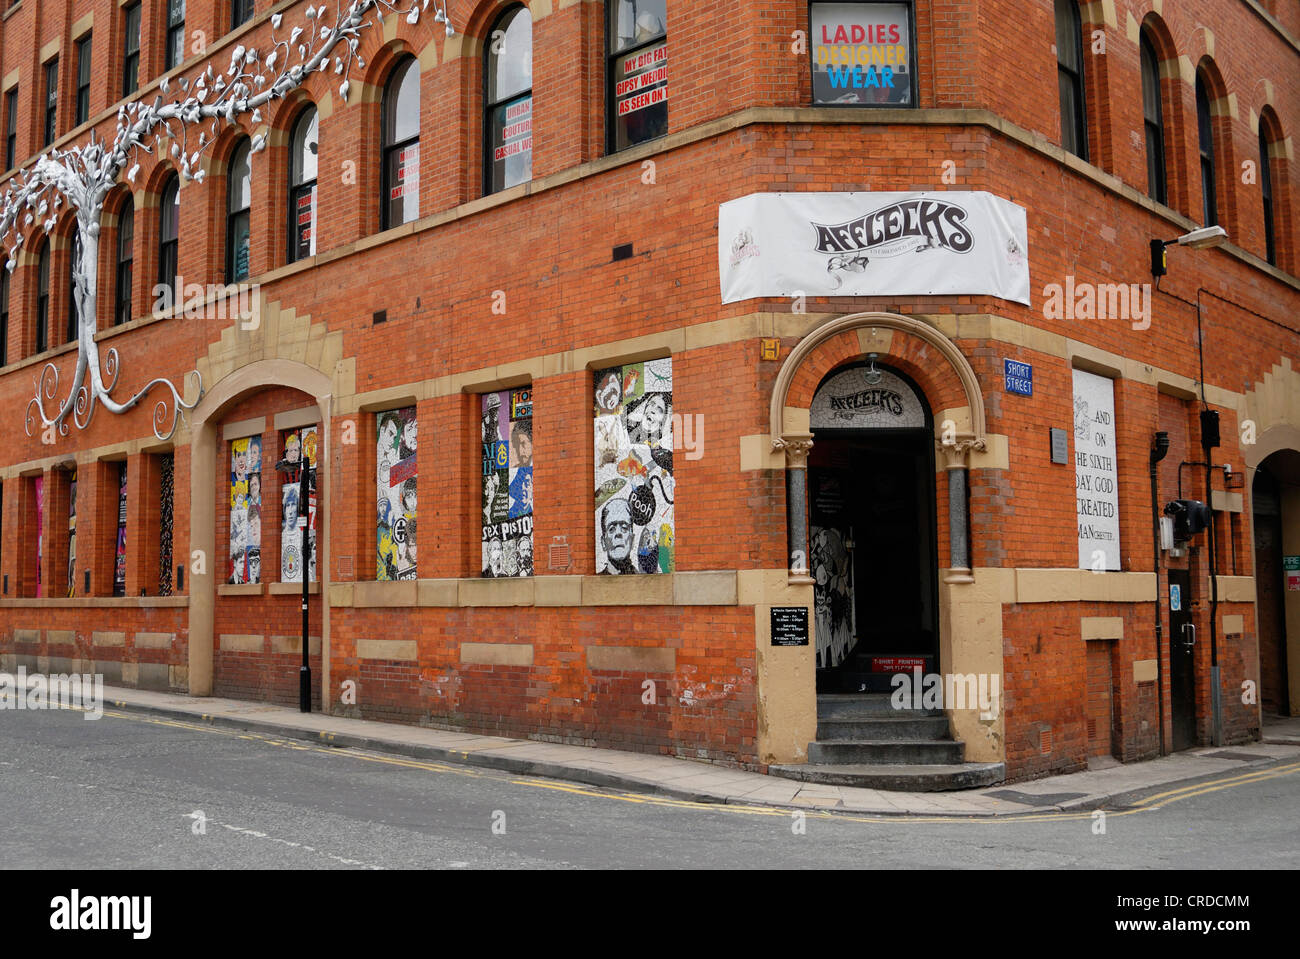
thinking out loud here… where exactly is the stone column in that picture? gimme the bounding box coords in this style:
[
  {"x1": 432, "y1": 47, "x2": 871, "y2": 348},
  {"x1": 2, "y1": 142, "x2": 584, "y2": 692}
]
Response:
[
  {"x1": 775, "y1": 432, "x2": 814, "y2": 584},
  {"x1": 940, "y1": 437, "x2": 984, "y2": 584}
]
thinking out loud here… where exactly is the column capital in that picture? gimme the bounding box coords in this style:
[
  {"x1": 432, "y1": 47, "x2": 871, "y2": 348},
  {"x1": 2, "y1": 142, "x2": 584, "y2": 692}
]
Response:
[
  {"x1": 938, "y1": 434, "x2": 986, "y2": 470},
  {"x1": 773, "y1": 432, "x2": 815, "y2": 469}
]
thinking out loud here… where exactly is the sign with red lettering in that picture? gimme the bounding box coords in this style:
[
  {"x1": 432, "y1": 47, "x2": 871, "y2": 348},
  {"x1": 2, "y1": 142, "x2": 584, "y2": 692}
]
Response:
[
  {"x1": 811, "y1": 2, "x2": 913, "y2": 106},
  {"x1": 615, "y1": 41, "x2": 668, "y2": 117}
]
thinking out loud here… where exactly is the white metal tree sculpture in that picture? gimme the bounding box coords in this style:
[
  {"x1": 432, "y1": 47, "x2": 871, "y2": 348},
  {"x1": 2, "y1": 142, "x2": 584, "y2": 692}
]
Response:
[{"x1": 2, "y1": 0, "x2": 453, "y2": 441}]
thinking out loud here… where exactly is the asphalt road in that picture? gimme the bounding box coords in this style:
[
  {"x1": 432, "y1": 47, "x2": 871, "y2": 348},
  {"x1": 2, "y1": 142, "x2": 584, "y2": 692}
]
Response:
[{"x1": 2, "y1": 705, "x2": 1297, "y2": 869}]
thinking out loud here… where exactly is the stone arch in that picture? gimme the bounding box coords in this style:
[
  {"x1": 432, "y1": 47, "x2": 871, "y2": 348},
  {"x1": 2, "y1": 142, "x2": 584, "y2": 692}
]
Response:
[
  {"x1": 186, "y1": 349, "x2": 335, "y2": 705},
  {"x1": 770, "y1": 311, "x2": 987, "y2": 450}
]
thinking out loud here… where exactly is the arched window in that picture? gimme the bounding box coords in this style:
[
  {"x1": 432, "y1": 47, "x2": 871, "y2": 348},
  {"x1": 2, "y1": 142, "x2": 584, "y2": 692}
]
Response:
[
  {"x1": 1259, "y1": 124, "x2": 1276, "y2": 266},
  {"x1": 1, "y1": 266, "x2": 10, "y2": 366},
  {"x1": 115, "y1": 197, "x2": 134, "y2": 326},
  {"x1": 66, "y1": 231, "x2": 80, "y2": 343},
  {"x1": 607, "y1": 0, "x2": 667, "y2": 153},
  {"x1": 1140, "y1": 32, "x2": 1165, "y2": 204},
  {"x1": 288, "y1": 107, "x2": 318, "y2": 262},
  {"x1": 1196, "y1": 72, "x2": 1217, "y2": 226},
  {"x1": 484, "y1": 5, "x2": 532, "y2": 194},
  {"x1": 36, "y1": 241, "x2": 50, "y2": 354},
  {"x1": 381, "y1": 57, "x2": 420, "y2": 230},
  {"x1": 1054, "y1": 0, "x2": 1086, "y2": 160},
  {"x1": 158, "y1": 175, "x2": 179, "y2": 292},
  {"x1": 226, "y1": 139, "x2": 251, "y2": 281}
]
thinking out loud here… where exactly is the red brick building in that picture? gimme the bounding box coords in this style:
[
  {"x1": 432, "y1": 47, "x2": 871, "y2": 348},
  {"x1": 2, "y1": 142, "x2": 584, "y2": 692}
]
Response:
[{"x1": 0, "y1": 0, "x2": 1296, "y2": 787}]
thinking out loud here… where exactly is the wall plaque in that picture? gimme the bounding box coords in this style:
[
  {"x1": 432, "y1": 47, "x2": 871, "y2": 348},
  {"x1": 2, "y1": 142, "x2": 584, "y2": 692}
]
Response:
[{"x1": 771, "y1": 606, "x2": 809, "y2": 646}]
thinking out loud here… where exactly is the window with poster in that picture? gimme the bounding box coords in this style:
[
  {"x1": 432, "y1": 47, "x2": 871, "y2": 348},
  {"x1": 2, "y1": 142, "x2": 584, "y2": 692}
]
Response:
[
  {"x1": 279, "y1": 425, "x2": 319, "y2": 584},
  {"x1": 480, "y1": 388, "x2": 533, "y2": 579},
  {"x1": 288, "y1": 106, "x2": 318, "y2": 263},
  {"x1": 606, "y1": 0, "x2": 667, "y2": 153},
  {"x1": 808, "y1": 1, "x2": 916, "y2": 107},
  {"x1": 381, "y1": 57, "x2": 420, "y2": 230},
  {"x1": 483, "y1": 5, "x2": 533, "y2": 195}
]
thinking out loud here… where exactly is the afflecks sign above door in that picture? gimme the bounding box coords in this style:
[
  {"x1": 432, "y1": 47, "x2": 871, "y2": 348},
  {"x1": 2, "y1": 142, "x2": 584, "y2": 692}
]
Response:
[{"x1": 718, "y1": 191, "x2": 1031, "y2": 305}]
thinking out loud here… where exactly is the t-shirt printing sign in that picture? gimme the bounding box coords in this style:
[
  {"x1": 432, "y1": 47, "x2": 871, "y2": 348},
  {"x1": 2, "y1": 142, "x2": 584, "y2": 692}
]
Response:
[
  {"x1": 718, "y1": 191, "x2": 1031, "y2": 305},
  {"x1": 1073, "y1": 368, "x2": 1121, "y2": 571}
]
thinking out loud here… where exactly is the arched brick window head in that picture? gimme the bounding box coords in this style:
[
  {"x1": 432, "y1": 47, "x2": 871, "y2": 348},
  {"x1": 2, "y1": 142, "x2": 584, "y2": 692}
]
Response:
[
  {"x1": 381, "y1": 57, "x2": 420, "y2": 230},
  {"x1": 484, "y1": 5, "x2": 533, "y2": 195},
  {"x1": 1054, "y1": 0, "x2": 1087, "y2": 161},
  {"x1": 289, "y1": 107, "x2": 319, "y2": 262}
]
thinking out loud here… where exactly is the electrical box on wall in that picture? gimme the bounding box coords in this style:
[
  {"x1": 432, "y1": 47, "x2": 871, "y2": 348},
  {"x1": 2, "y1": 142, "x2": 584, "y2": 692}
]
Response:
[{"x1": 1160, "y1": 515, "x2": 1174, "y2": 551}]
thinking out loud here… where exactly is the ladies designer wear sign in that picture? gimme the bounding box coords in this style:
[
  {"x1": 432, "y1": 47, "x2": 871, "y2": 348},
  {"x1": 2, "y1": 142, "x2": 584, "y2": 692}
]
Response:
[{"x1": 718, "y1": 191, "x2": 1030, "y2": 304}]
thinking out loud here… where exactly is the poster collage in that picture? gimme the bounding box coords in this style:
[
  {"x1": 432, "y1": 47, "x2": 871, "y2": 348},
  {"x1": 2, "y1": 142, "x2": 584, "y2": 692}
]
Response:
[
  {"x1": 593, "y1": 359, "x2": 674, "y2": 575},
  {"x1": 376, "y1": 407, "x2": 417, "y2": 581},
  {"x1": 228, "y1": 436, "x2": 263, "y2": 584},
  {"x1": 281, "y1": 426, "x2": 318, "y2": 583},
  {"x1": 113, "y1": 464, "x2": 127, "y2": 596},
  {"x1": 481, "y1": 389, "x2": 533, "y2": 578},
  {"x1": 66, "y1": 470, "x2": 77, "y2": 598}
]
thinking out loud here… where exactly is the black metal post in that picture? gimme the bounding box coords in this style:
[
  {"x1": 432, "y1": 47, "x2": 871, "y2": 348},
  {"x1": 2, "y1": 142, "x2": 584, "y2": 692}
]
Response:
[{"x1": 299, "y1": 465, "x2": 311, "y2": 713}]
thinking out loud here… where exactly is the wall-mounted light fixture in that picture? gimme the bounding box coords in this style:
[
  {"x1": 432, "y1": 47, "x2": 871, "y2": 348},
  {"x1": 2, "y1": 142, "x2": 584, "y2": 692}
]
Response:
[{"x1": 1150, "y1": 226, "x2": 1228, "y2": 276}]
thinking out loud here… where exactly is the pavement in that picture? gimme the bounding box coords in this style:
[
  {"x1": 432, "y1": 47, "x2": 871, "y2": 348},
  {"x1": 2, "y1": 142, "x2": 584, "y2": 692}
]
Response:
[{"x1": 58, "y1": 683, "x2": 1298, "y2": 818}]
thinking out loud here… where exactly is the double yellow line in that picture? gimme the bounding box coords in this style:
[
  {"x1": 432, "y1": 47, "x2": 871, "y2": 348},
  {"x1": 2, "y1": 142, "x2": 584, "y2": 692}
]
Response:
[{"x1": 95, "y1": 705, "x2": 1300, "y2": 826}]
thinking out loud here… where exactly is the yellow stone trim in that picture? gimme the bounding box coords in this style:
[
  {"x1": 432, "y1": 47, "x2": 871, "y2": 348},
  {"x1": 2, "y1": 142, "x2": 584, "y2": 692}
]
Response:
[
  {"x1": 1081, "y1": 616, "x2": 1125, "y2": 640},
  {"x1": 356, "y1": 638, "x2": 416, "y2": 661},
  {"x1": 1133, "y1": 659, "x2": 1158, "y2": 682},
  {"x1": 218, "y1": 634, "x2": 264, "y2": 652},
  {"x1": 221, "y1": 416, "x2": 266, "y2": 440},
  {"x1": 92, "y1": 631, "x2": 126, "y2": 647},
  {"x1": 70, "y1": 12, "x2": 93, "y2": 38},
  {"x1": 1215, "y1": 576, "x2": 1256, "y2": 603},
  {"x1": 587, "y1": 646, "x2": 675, "y2": 672},
  {"x1": 133, "y1": 632, "x2": 175, "y2": 649},
  {"x1": 461, "y1": 642, "x2": 534, "y2": 666},
  {"x1": 271, "y1": 635, "x2": 322, "y2": 654},
  {"x1": 1221, "y1": 614, "x2": 1245, "y2": 635},
  {"x1": 39, "y1": 38, "x2": 60, "y2": 63}
]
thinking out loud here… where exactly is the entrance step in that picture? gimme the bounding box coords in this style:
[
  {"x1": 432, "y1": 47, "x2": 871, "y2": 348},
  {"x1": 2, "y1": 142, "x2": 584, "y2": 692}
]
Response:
[
  {"x1": 815, "y1": 693, "x2": 942, "y2": 719},
  {"x1": 808, "y1": 739, "x2": 964, "y2": 765},
  {"x1": 767, "y1": 693, "x2": 1004, "y2": 792},
  {"x1": 817, "y1": 715, "x2": 953, "y2": 741},
  {"x1": 768, "y1": 762, "x2": 1006, "y2": 792}
]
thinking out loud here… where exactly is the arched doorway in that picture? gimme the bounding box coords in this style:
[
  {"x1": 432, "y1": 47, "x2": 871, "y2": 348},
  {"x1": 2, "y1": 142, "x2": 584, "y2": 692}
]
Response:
[
  {"x1": 808, "y1": 361, "x2": 938, "y2": 693},
  {"x1": 1252, "y1": 449, "x2": 1300, "y2": 717}
]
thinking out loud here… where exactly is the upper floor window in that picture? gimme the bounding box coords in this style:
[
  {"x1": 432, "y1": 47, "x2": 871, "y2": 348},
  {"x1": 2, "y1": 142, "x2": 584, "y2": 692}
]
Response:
[
  {"x1": 1259, "y1": 125, "x2": 1276, "y2": 266},
  {"x1": 381, "y1": 57, "x2": 419, "y2": 230},
  {"x1": 0, "y1": 266, "x2": 9, "y2": 366},
  {"x1": 5, "y1": 88, "x2": 17, "y2": 170},
  {"x1": 607, "y1": 0, "x2": 667, "y2": 153},
  {"x1": 484, "y1": 5, "x2": 533, "y2": 194},
  {"x1": 158, "y1": 175, "x2": 179, "y2": 291},
  {"x1": 1140, "y1": 33, "x2": 1165, "y2": 204},
  {"x1": 288, "y1": 107, "x2": 318, "y2": 262},
  {"x1": 66, "y1": 231, "x2": 80, "y2": 343},
  {"x1": 809, "y1": 1, "x2": 914, "y2": 106},
  {"x1": 231, "y1": 0, "x2": 254, "y2": 31},
  {"x1": 123, "y1": 3, "x2": 142, "y2": 97},
  {"x1": 116, "y1": 197, "x2": 134, "y2": 326},
  {"x1": 165, "y1": 0, "x2": 186, "y2": 72},
  {"x1": 43, "y1": 59, "x2": 58, "y2": 147},
  {"x1": 75, "y1": 34, "x2": 92, "y2": 126},
  {"x1": 226, "y1": 139, "x2": 251, "y2": 281},
  {"x1": 36, "y1": 241, "x2": 50, "y2": 354},
  {"x1": 1054, "y1": 0, "x2": 1086, "y2": 160},
  {"x1": 1195, "y1": 72, "x2": 1217, "y2": 226}
]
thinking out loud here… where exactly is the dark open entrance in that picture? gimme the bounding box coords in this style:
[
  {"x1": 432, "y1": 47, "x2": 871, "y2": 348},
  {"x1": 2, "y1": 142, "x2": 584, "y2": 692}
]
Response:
[
  {"x1": 807, "y1": 363, "x2": 939, "y2": 694},
  {"x1": 1253, "y1": 454, "x2": 1298, "y2": 718},
  {"x1": 1167, "y1": 567, "x2": 1197, "y2": 750}
]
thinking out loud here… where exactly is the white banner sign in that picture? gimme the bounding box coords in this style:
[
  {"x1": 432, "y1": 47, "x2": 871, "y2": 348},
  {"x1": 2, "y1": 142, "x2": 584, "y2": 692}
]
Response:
[
  {"x1": 1073, "y1": 369, "x2": 1121, "y2": 571},
  {"x1": 719, "y1": 191, "x2": 1030, "y2": 305}
]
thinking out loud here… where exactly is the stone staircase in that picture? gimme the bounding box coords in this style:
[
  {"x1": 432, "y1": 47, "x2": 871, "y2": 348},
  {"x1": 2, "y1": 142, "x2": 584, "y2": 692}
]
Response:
[{"x1": 769, "y1": 693, "x2": 1005, "y2": 792}]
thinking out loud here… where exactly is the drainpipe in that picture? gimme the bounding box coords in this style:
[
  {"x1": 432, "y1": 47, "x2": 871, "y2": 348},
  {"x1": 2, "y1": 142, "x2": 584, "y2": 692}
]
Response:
[{"x1": 1150, "y1": 431, "x2": 1170, "y2": 755}]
